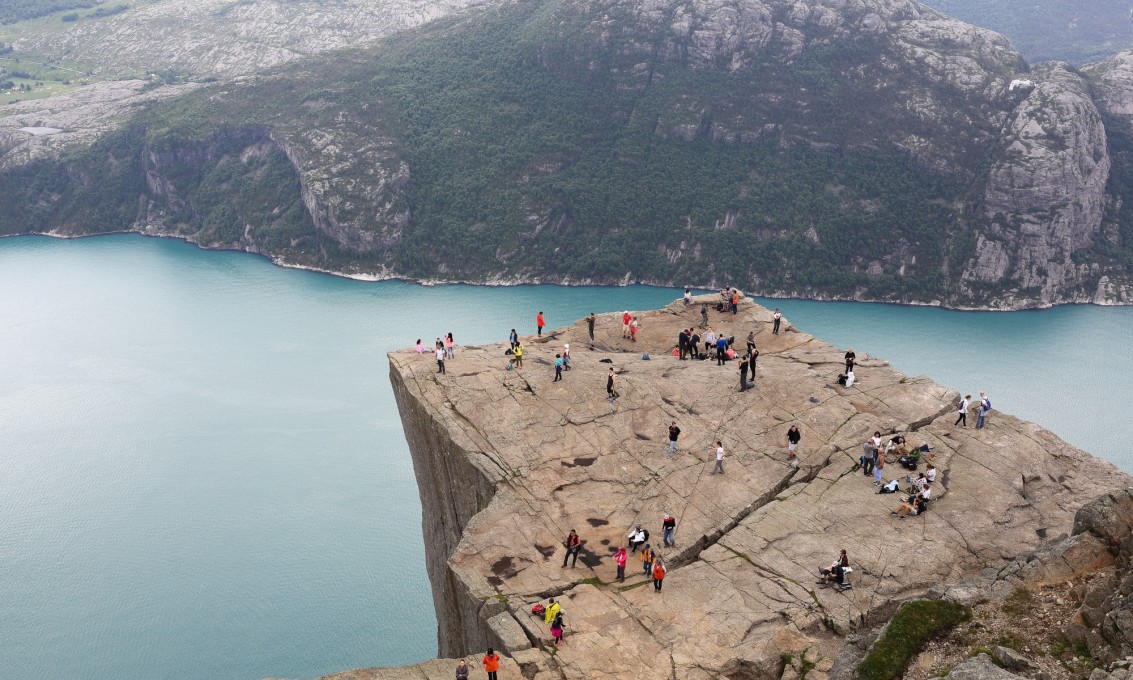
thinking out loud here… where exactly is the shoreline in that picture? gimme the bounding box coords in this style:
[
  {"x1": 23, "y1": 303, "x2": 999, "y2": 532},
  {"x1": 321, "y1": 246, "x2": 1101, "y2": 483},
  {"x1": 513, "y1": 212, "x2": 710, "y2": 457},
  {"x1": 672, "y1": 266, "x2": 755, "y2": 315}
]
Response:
[{"x1": 2, "y1": 228, "x2": 1122, "y2": 311}]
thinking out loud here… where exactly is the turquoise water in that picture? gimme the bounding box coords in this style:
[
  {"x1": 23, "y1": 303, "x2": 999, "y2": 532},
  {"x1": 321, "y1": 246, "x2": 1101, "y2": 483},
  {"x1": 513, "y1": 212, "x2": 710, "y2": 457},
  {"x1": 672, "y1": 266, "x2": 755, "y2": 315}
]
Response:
[{"x1": 0, "y1": 234, "x2": 1130, "y2": 680}]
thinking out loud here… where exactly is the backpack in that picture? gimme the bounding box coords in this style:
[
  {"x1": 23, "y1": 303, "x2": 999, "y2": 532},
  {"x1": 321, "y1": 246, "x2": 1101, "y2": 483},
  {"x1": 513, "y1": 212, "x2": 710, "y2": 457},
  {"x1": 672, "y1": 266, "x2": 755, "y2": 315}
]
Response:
[
  {"x1": 641, "y1": 529, "x2": 650, "y2": 542},
  {"x1": 984, "y1": 398, "x2": 992, "y2": 411},
  {"x1": 531, "y1": 604, "x2": 545, "y2": 616}
]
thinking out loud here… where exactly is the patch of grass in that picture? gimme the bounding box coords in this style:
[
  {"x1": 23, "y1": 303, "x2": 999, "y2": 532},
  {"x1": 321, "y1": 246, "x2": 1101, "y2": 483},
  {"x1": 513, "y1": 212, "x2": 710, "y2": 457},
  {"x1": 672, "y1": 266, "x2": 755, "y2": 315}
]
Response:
[
  {"x1": 1001, "y1": 588, "x2": 1034, "y2": 616},
  {"x1": 799, "y1": 650, "x2": 817, "y2": 679},
  {"x1": 854, "y1": 600, "x2": 972, "y2": 680},
  {"x1": 495, "y1": 594, "x2": 508, "y2": 604},
  {"x1": 578, "y1": 577, "x2": 602, "y2": 586}
]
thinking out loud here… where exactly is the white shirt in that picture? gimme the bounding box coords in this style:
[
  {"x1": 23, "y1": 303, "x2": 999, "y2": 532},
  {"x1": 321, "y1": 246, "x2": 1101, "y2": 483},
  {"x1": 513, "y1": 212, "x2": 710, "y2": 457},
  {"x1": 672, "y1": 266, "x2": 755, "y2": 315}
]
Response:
[
  {"x1": 958, "y1": 398, "x2": 969, "y2": 414},
  {"x1": 925, "y1": 468, "x2": 937, "y2": 483},
  {"x1": 705, "y1": 331, "x2": 716, "y2": 345},
  {"x1": 845, "y1": 371, "x2": 855, "y2": 387},
  {"x1": 773, "y1": 312, "x2": 781, "y2": 320},
  {"x1": 716, "y1": 446, "x2": 725, "y2": 461},
  {"x1": 436, "y1": 348, "x2": 445, "y2": 360},
  {"x1": 921, "y1": 487, "x2": 932, "y2": 500}
]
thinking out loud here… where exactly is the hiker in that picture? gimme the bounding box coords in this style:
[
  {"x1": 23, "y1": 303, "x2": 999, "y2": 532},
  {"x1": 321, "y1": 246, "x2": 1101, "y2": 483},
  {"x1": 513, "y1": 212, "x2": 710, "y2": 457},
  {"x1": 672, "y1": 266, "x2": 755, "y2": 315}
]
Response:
[
  {"x1": 699, "y1": 303, "x2": 709, "y2": 329},
  {"x1": 562, "y1": 529, "x2": 581, "y2": 567},
  {"x1": 704, "y1": 328, "x2": 716, "y2": 353},
  {"x1": 861, "y1": 431, "x2": 880, "y2": 475},
  {"x1": 772, "y1": 308, "x2": 782, "y2": 334},
  {"x1": 710, "y1": 441, "x2": 726, "y2": 475},
  {"x1": 512, "y1": 342, "x2": 524, "y2": 368},
  {"x1": 630, "y1": 316, "x2": 639, "y2": 342},
  {"x1": 586, "y1": 313, "x2": 596, "y2": 344},
  {"x1": 415, "y1": 339, "x2": 424, "y2": 353},
  {"x1": 746, "y1": 330, "x2": 756, "y2": 356},
  {"x1": 640, "y1": 543, "x2": 655, "y2": 575},
  {"x1": 731, "y1": 290, "x2": 739, "y2": 315},
  {"x1": 749, "y1": 347, "x2": 758, "y2": 384},
  {"x1": 689, "y1": 330, "x2": 701, "y2": 357},
  {"x1": 509, "y1": 328, "x2": 518, "y2": 349},
  {"x1": 455, "y1": 659, "x2": 470, "y2": 680},
  {"x1": 977, "y1": 391, "x2": 991, "y2": 429},
  {"x1": 536, "y1": 311, "x2": 545, "y2": 336},
  {"x1": 543, "y1": 598, "x2": 560, "y2": 625},
  {"x1": 606, "y1": 367, "x2": 619, "y2": 400},
  {"x1": 678, "y1": 328, "x2": 690, "y2": 360},
  {"x1": 787, "y1": 425, "x2": 801, "y2": 458},
  {"x1": 652, "y1": 559, "x2": 667, "y2": 591},
  {"x1": 739, "y1": 355, "x2": 751, "y2": 391},
  {"x1": 621, "y1": 311, "x2": 632, "y2": 338},
  {"x1": 628, "y1": 525, "x2": 647, "y2": 553},
  {"x1": 614, "y1": 546, "x2": 628, "y2": 581},
  {"x1": 436, "y1": 345, "x2": 446, "y2": 374},
  {"x1": 955, "y1": 394, "x2": 970, "y2": 428},
  {"x1": 873, "y1": 446, "x2": 885, "y2": 486},
  {"x1": 667, "y1": 421, "x2": 681, "y2": 456},
  {"x1": 716, "y1": 335, "x2": 728, "y2": 366},
  {"x1": 446, "y1": 332, "x2": 455, "y2": 359},
  {"x1": 662, "y1": 513, "x2": 677, "y2": 547},
  {"x1": 550, "y1": 611, "x2": 565, "y2": 646},
  {"x1": 684, "y1": 287, "x2": 692, "y2": 306},
  {"x1": 482, "y1": 648, "x2": 500, "y2": 680},
  {"x1": 562, "y1": 343, "x2": 571, "y2": 370},
  {"x1": 553, "y1": 354, "x2": 564, "y2": 382},
  {"x1": 845, "y1": 347, "x2": 855, "y2": 373}
]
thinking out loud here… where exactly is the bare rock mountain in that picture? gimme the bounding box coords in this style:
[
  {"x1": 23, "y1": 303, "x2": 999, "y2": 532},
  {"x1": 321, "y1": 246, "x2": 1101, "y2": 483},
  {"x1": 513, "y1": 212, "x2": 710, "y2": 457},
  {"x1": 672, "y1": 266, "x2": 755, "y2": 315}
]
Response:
[{"x1": 375, "y1": 297, "x2": 1129, "y2": 679}]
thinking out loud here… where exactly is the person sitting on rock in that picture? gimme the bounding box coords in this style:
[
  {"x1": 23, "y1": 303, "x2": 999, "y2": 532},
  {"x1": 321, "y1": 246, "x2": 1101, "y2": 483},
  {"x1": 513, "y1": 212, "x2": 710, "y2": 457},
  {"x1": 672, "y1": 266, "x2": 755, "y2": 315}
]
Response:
[
  {"x1": 925, "y1": 463, "x2": 938, "y2": 484},
  {"x1": 817, "y1": 550, "x2": 849, "y2": 587},
  {"x1": 628, "y1": 526, "x2": 647, "y2": 553},
  {"x1": 893, "y1": 491, "x2": 928, "y2": 519}
]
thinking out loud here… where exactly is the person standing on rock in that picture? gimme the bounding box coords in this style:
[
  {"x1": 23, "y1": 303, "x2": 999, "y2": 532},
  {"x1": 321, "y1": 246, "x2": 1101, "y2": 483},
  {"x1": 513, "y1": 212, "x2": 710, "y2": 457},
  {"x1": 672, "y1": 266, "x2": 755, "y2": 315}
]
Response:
[
  {"x1": 622, "y1": 311, "x2": 632, "y2": 338},
  {"x1": 509, "y1": 328, "x2": 518, "y2": 349},
  {"x1": 711, "y1": 441, "x2": 726, "y2": 475},
  {"x1": 536, "y1": 311, "x2": 545, "y2": 337},
  {"x1": 678, "y1": 328, "x2": 689, "y2": 360},
  {"x1": 772, "y1": 308, "x2": 782, "y2": 334},
  {"x1": 586, "y1": 312, "x2": 596, "y2": 344},
  {"x1": 955, "y1": 394, "x2": 970, "y2": 428},
  {"x1": 716, "y1": 335, "x2": 728, "y2": 366},
  {"x1": 640, "y1": 543, "x2": 655, "y2": 576},
  {"x1": 703, "y1": 328, "x2": 716, "y2": 354},
  {"x1": 699, "y1": 303, "x2": 709, "y2": 329},
  {"x1": 482, "y1": 648, "x2": 500, "y2": 680},
  {"x1": 562, "y1": 529, "x2": 581, "y2": 567},
  {"x1": 845, "y1": 347, "x2": 856, "y2": 373},
  {"x1": 739, "y1": 354, "x2": 751, "y2": 391},
  {"x1": 652, "y1": 559, "x2": 667, "y2": 592},
  {"x1": 667, "y1": 422, "x2": 681, "y2": 456},
  {"x1": 562, "y1": 343, "x2": 571, "y2": 371},
  {"x1": 513, "y1": 341, "x2": 524, "y2": 369},
  {"x1": 455, "y1": 659, "x2": 470, "y2": 680},
  {"x1": 550, "y1": 611, "x2": 565, "y2": 646},
  {"x1": 614, "y1": 546, "x2": 628, "y2": 581},
  {"x1": 749, "y1": 347, "x2": 758, "y2": 385},
  {"x1": 874, "y1": 446, "x2": 885, "y2": 486},
  {"x1": 977, "y1": 391, "x2": 991, "y2": 429},
  {"x1": 630, "y1": 316, "x2": 639, "y2": 342},
  {"x1": 606, "y1": 367, "x2": 619, "y2": 401},
  {"x1": 684, "y1": 287, "x2": 692, "y2": 306},
  {"x1": 746, "y1": 330, "x2": 756, "y2": 356},
  {"x1": 446, "y1": 332, "x2": 455, "y2": 360},
  {"x1": 436, "y1": 345, "x2": 446, "y2": 374},
  {"x1": 861, "y1": 432, "x2": 880, "y2": 476},
  {"x1": 662, "y1": 513, "x2": 677, "y2": 547},
  {"x1": 553, "y1": 354, "x2": 564, "y2": 382},
  {"x1": 787, "y1": 425, "x2": 801, "y2": 459}
]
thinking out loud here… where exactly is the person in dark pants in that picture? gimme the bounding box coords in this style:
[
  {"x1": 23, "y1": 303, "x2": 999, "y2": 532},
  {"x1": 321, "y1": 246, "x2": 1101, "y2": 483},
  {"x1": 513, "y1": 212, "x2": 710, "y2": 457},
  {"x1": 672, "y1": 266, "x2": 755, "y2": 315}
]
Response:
[
  {"x1": 749, "y1": 347, "x2": 758, "y2": 384},
  {"x1": 482, "y1": 649, "x2": 500, "y2": 680},
  {"x1": 955, "y1": 394, "x2": 970, "y2": 428},
  {"x1": 562, "y1": 529, "x2": 581, "y2": 567},
  {"x1": 436, "y1": 346, "x2": 446, "y2": 374},
  {"x1": 536, "y1": 311, "x2": 545, "y2": 336},
  {"x1": 652, "y1": 560, "x2": 666, "y2": 591},
  {"x1": 716, "y1": 336, "x2": 727, "y2": 365},
  {"x1": 699, "y1": 304, "x2": 709, "y2": 329},
  {"x1": 739, "y1": 355, "x2": 751, "y2": 391},
  {"x1": 746, "y1": 331, "x2": 756, "y2": 356},
  {"x1": 553, "y1": 354, "x2": 563, "y2": 382},
  {"x1": 667, "y1": 422, "x2": 681, "y2": 456},
  {"x1": 772, "y1": 308, "x2": 782, "y2": 334},
  {"x1": 787, "y1": 425, "x2": 801, "y2": 459},
  {"x1": 606, "y1": 368, "x2": 619, "y2": 400},
  {"x1": 678, "y1": 329, "x2": 689, "y2": 360},
  {"x1": 845, "y1": 348, "x2": 856, "y2": 373},
  {"x1": 586, "y1": 313, "x2": 596, "y2": 344}
]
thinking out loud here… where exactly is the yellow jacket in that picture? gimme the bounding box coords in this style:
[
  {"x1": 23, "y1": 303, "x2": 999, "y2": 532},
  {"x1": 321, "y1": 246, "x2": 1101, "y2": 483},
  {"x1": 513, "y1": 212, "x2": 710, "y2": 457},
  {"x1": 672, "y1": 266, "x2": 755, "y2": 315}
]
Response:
[{"x1": 544, "y1": 601, "x2": 560, "y2": 625}]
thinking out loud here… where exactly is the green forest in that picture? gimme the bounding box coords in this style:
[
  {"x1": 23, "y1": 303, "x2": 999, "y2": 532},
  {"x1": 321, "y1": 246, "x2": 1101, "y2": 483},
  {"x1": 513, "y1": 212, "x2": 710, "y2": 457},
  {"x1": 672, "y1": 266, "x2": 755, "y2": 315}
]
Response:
[{"x1": 0, "y1": 0, "x2": 103, "y2": 23}]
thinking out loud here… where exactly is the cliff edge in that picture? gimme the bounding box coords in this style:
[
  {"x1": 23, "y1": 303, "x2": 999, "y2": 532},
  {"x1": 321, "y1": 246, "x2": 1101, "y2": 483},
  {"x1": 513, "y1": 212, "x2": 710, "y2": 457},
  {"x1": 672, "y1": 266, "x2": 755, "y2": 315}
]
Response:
[{"x1": 379, "y1": 297, "x2": 1129, "y2": 679}]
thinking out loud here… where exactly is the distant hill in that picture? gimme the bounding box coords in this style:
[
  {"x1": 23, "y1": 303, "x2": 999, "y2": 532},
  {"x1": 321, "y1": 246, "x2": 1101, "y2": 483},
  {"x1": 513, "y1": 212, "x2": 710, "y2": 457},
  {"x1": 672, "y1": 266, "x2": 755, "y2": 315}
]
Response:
[
  {"x1": 5, "y1": 0, "x2": 1133, "y2": 308},
  {"x1": 0, "y1": 0, "x2": 102, "y2": 24},
  {"x1": 919, "y1": 0, "x2": 1133, "y2": 64}
]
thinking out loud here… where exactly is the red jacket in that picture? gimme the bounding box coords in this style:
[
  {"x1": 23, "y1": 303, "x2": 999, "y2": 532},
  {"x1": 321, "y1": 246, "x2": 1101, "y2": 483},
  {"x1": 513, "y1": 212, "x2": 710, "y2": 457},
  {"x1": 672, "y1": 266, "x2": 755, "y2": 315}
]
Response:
[
  {"x1": 536, "y1": 314, "x2": 545, "y2": 327},
  {"x1": 483, "y1": 653, "x2": 500, "y2": 672}
]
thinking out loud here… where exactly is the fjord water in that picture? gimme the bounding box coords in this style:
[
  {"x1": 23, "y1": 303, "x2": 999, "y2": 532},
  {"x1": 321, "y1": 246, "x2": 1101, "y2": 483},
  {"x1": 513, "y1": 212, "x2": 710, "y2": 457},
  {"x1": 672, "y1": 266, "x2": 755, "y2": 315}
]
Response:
[{"x1": 1, "y1": 234, "x2": 1131, "y2": 680}]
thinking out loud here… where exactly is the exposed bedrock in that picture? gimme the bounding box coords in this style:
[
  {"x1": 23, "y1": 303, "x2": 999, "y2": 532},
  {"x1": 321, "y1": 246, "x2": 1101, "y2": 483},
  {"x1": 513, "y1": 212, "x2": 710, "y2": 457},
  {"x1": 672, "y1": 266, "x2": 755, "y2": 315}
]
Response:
[{"x1": 386, "y1": 297, "x2": 1130, "y2": 679}]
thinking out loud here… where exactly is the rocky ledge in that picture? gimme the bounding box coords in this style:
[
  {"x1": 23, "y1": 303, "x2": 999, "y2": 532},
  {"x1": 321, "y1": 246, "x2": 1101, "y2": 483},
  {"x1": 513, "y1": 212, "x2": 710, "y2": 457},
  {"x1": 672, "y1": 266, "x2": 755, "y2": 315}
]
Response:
[{"x1": 360, "y1": 297, "x2": 1130, "y2": 680}]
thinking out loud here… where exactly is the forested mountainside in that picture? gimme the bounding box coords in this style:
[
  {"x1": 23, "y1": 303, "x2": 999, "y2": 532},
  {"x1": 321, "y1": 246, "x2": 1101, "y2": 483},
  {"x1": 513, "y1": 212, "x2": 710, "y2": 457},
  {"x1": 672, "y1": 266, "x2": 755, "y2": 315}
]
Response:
[
  {"x1": 6, "y1": 0, "x2": 1133, "y2": 308},
  {"x1": 919, "y1": 0, "x2": 1133, "y2": 65}
]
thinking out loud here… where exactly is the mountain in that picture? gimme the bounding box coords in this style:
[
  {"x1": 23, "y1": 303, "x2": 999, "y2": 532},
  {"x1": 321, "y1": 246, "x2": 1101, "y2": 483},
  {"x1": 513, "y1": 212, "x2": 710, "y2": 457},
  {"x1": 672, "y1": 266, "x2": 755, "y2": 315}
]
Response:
[
  {"x1": 5, "y1": 0, "x2": 1133, "y2": 308},
  {"x1": 918, "y1": 0, "x2": 1133, "y2": 65}
]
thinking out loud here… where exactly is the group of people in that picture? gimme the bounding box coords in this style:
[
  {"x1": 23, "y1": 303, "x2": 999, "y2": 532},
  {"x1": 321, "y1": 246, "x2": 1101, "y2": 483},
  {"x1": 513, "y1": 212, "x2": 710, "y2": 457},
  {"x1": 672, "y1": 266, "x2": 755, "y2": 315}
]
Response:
[
  {"x1": 416, "y1": 334, "x2": 456, "y2": 374},
  {"x1": 955, "y1": 391, "x2": 993, "y2": 429},
  {"x1": 858, "y1": 429, "x2": 940, "y2": 519}
]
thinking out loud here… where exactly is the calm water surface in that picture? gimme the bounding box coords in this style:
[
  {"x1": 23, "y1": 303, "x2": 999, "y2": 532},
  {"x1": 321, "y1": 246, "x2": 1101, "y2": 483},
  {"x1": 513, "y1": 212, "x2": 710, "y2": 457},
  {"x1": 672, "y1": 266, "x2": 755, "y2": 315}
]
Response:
[{"x1": 0, "y1": 234, "x2": 1130, "y2": 680}]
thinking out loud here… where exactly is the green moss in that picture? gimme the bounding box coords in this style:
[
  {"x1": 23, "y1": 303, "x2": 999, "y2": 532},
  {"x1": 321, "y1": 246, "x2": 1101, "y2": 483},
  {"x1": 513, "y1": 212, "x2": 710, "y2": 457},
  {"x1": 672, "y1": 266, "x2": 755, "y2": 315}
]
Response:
[
  {"x1": 854, "y1": 600, "x2": 972, "y2": 680},
  {"x1": 1001, "y1": 588, "x2": 1034, "y2": 616}
]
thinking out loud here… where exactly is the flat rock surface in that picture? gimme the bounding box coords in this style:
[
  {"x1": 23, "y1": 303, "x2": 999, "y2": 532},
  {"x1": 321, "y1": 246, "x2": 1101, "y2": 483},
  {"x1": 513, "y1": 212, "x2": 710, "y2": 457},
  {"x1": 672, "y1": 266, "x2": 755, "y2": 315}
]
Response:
[{"x1": 387, "y1": 297, "x2": 1130, "y2": 679}]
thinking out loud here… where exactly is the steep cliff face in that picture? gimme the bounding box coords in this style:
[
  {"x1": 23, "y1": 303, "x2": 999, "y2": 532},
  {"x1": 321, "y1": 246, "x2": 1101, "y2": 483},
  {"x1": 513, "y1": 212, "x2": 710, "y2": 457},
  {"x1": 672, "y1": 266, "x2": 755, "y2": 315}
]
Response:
[
  {"x1": 384, "y1": 300, "x2": 1131, "y2": 678},
  {"x1": 969, "y1": 64, "x2": 1111, "y2": 305}
]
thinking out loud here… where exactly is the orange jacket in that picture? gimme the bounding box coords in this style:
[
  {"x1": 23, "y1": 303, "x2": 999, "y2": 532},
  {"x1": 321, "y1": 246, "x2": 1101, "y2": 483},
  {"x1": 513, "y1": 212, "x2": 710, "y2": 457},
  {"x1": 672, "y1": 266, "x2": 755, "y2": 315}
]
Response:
[
  {"x1": 653, "y1": 563, "x2": 666, "y2": 580},
  {"x1": 483, "y1": 653, "x2": 500, "y2": 672}
]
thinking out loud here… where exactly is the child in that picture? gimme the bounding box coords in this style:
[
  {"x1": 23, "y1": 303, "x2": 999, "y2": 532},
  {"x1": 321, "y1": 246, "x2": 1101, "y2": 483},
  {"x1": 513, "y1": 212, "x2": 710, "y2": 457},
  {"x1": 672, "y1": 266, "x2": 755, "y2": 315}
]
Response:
[
  {"x1": 553, "y1": 354, "x2": 563, "y2": 382},
  {"x1": 550, "y1": 611, "x2": 565, "y2": 646}
]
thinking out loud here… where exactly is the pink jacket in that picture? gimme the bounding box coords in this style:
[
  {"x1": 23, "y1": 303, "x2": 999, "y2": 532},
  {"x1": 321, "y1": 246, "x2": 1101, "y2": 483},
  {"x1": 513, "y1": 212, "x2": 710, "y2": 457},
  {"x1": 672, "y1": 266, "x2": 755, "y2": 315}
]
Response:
[{"x1": 614, "y1": 549, "x2": 628, "y2": 567}]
